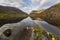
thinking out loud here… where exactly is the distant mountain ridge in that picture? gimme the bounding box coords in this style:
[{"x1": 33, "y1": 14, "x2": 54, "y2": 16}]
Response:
[
  {"x1": 31, "y1": 9, "x2": 45, "y2": 13},
  {"x1": 30, "y1": 9, "x2": 45, "y2": 20}
]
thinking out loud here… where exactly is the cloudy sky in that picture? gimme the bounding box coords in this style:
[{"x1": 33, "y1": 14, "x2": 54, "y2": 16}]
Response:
[{"x1": 0, "y1": 0, "x2": 60, "y2": 13}]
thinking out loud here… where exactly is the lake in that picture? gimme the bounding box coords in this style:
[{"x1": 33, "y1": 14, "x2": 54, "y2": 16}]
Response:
[
  {"x1": 20, "y1": 17, "x2": 60, "y2": 37},
  {"x1": 0, "y1": 17, "x2": 60, "y2": 39}
]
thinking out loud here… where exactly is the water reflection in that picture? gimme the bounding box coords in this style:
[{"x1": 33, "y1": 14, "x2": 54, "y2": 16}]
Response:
[
  {"x1": 20, "y1": 17, "x2": 60, "y2": 37},
  {"x1": 0, "y1": 17, "x2": 60, "y2": 37}
]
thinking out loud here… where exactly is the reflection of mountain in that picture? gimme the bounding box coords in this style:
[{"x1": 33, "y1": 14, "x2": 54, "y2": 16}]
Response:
[
  {"x1": 30, "y1": 3, "x2": 60, "y2": 28},
  {"x1": 30, "y1": 9, "x2": 45, "y2": 20},
  {"x1": 0, "y1": 5, "x2": 28, "y2": 27}
]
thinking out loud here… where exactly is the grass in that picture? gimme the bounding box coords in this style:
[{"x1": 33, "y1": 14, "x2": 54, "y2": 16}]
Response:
[
  {"x1": 0, "y1": 13, "x2": 28, "y2": 27},
  {"x1": 0, "y1": 13, "x2": 28, "y2": 20},
  {"x1": 33, "y1": 26, "x2": 60, "y2": 40}
]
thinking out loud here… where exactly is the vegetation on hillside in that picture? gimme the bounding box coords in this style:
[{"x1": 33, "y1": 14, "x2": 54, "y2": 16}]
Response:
[
  {"x1": 30, "y1": 3, "x2": 60, "y2": 28},
  {"x1": 0, "y1": 6, "x2": 28, "y2": 27},
  {"x1": 30, "y1": 10, "x2": 44, "y2": 21},
  {"x1": 33, "y1": 26, "x2": 60, "y2": 40},
  {"x1": 0, "y1": 13, "x2": 28, "y2": 27},
  {"x1": 0, "y1": 13, "x2": 28, "y2": 20}
]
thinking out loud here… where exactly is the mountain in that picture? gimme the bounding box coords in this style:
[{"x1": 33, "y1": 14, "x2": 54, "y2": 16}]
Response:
[
  {"x1": 0, "y1": 5, "x2": 28, "y2": 27},
  {"x1": 30, "y1": 3, "x2": 60, "y2": 28},
  {"x1": 0, "y1": 5, "x2": 26, "y2": 14},
  {"x1": 30, "y1": 9, "x2": 45, "y2": 20}
]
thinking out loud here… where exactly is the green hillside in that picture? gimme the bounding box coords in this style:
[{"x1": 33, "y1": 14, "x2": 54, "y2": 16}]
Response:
[
  {"x1": 0, "y1": 6, "x2": 28, "y2": 27},
  {"x1": 33, "y1": 26, "x2": 60, "y2": 40}
]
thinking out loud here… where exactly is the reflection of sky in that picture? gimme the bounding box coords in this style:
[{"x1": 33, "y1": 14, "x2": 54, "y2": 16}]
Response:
[{"x1": 0, "y1": 0, "x2": 60, "y2": 13}]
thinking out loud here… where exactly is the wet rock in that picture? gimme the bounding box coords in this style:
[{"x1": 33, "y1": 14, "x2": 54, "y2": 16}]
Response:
[{"x1": 3, "y1": 29, "x2": 11, "y2": 37}]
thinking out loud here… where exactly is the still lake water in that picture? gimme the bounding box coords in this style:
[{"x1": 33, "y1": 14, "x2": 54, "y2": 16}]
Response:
[
  {"x1": 0, "y1": 17, "x2": 60, "y2": 38},
  {"x1": 20, "y1": 17, "x2": 60, "y2": 37}
]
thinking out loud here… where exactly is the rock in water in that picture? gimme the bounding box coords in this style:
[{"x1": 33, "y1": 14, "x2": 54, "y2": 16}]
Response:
[
  {"x1": 0, "y1": 23, "x2": 33, "y2": 40},
  {"x1": 3, "y1": 29, "x2": 12, "y2": 37},
  {"x1": 30, "y1": 3, "x2": 60, "y2": 28},
  {"x1": 0, "y1": 5, "x2": 28, "y2": 27}
]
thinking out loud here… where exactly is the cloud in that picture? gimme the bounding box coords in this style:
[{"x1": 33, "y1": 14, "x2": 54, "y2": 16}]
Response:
[
  {"x1": 39, "y1": 0, "x2": 48, "y2": 7},
  {"x1": 35, "y1": 0, "x2": 48, "y2": 9},
  {"x1": 0, "y1": 0, "x2": 25, "y2": 8},
  {"x1": 21, "y1": 7, "x2": 32, "y2": 14},
  {"x1": 0, "y1": 0, "x2": 31, "y2": 13},
  {"x1": 38, "y1": 0, "x2": 60, "y2": 9},
  {"x1": 31, "y1": 0, "x2": 60, "y2": 10},
  {"x1": 30, "y1": 0, "x2": 49, "y2": 10},
  {"x1": 31, "y1": 0, "x2": 41, "y2": 3},
  {"x1": 30, "y1": 0, "x2": 40, "y2": 10},
  {"x1": 0, "y1": 0, "x2": 60, "y2": 13},
  {"x1": 0, "y1": 0, "x2": 4, "y2": 3}
]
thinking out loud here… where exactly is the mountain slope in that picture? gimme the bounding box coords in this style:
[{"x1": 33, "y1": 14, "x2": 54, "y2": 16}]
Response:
[
  {"x1": 39, "y1": 3, "x2": 60, "y2": 26},
  {"x1": 30, "y1": 3, "x2": 60, "y2": 28},
  {"x1": 0, "y1": 5, "x2": 26, "y2": 14},
  {"x1": 30, "y1": 9, "x2": 45, "y2": 20},
  {"x1": 0, "y1": 5, "x2": 28, "y2": 27}
]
